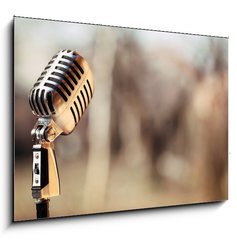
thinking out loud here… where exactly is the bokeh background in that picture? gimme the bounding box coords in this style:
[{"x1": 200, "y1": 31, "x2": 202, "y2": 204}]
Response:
[{"x1": 14, "y1": 17, "x2": 228, "y2": 221}]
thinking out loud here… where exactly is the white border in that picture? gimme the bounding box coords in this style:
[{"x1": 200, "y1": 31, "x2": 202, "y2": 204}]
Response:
[{"x1": 0, "y1": 1, "x2": 235, "y2": 240}]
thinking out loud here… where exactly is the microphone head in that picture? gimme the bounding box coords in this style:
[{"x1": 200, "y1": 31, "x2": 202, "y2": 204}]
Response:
[{"x1": 29, "y1": 49, "x2": 94, "y2": 135}]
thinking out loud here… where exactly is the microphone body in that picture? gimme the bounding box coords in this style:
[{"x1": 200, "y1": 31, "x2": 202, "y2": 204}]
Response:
[{"x1": 29, "y1": 49, "x2": 94, "y2": 135}]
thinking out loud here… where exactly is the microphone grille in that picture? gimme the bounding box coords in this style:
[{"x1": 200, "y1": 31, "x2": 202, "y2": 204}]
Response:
[{"x1": 29, "y1": 50, "x2": 94, "y2": 132}]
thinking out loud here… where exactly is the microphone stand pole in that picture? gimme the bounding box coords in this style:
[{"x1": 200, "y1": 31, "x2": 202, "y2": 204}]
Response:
[{"x1": 35, "y1": 198, "x2": 50, "y2": 218}]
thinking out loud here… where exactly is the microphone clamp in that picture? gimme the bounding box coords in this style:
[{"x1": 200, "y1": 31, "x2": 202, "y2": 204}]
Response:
[{"x1": 31, "y1": 118, "x2": 63, "y2": 144}]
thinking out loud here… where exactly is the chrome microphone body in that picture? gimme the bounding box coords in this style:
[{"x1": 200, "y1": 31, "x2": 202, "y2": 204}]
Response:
[
  {"x1": 29, "y1": 49, "x2": 94, "y2": 135},
  {"x1": 29, "y1": 50, "x2": 94, "y2": 218}
]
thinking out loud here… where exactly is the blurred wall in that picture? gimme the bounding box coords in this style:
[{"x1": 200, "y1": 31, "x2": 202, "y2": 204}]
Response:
[{"x1": 14, "y1": 17, "x2": 228, "y2": 221}]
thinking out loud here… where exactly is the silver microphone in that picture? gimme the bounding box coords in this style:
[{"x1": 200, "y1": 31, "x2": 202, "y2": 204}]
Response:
[
  {"x1": 29, "y1": 49, "x2": 94, "y2": 135},
  {"x1": 29, "y1": 50, "x2": 94, "y2": 218}
]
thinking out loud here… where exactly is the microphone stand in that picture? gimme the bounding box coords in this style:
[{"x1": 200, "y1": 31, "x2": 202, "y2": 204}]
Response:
[
  {"x1": 35, "y1": 198, "x2": 50, "y2": 219},
  {"x1": 31, "y1": 118, "x2": 62, "y2": 219}
]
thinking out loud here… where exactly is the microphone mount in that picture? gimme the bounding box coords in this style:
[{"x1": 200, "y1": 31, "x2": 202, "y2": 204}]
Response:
[{"x1": 31, "y1": 118, "x2": 62, "y2": 218}]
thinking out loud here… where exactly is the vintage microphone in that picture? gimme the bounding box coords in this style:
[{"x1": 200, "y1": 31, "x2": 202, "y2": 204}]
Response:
[{"x1": 28, "y1": 49, "x2": 94, "y2": 219}]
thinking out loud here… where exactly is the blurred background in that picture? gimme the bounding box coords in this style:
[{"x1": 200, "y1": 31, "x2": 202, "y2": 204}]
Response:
[{"x1": 14, "y1": 17, "x2": 228, "y2": 221}]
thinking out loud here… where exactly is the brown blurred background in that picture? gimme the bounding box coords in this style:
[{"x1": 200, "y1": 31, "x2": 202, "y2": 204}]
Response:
[{"x1": 14, "y1": 17, "x2": 228, "y2": 221}]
